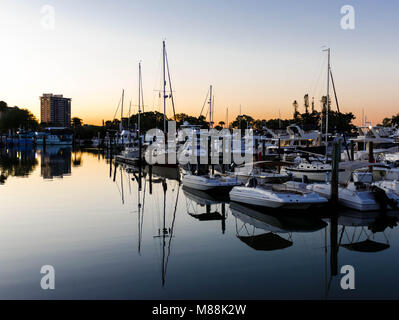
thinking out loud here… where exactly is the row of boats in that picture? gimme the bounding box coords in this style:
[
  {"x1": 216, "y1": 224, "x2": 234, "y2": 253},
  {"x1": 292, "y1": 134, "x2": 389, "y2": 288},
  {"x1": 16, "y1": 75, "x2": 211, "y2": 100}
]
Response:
[{"x1": 113, "y1": 123, "x2": 399, "y2": 213}]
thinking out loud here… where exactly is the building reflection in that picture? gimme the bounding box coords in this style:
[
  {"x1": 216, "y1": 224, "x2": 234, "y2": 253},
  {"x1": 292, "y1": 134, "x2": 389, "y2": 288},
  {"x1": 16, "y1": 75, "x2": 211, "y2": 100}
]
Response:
[{"x1": 39, "y1": 146, "x2": 72, "y2": 179}]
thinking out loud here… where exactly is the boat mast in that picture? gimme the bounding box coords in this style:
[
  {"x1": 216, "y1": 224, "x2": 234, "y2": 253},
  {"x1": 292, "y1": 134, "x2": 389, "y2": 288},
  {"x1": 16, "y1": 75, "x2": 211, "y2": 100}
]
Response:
[
  {"x1": 120, "y1": 89, "x2": 125, "y2": 132},
  {"x1": 138, "y1": 62, "x2": 142, "y2": 137},
  {"x1": 209, "y1": 85, "x2": 213, "y2": 129},
  {"x1": 163, "y1": 41, "x2": 167, "y2": 133},
  {"x1": 324, "y1": 48, "x2": 330, "y2": 163},
  {"x1": 128, "y1": 100, "x2": 132, "y2": 130}
]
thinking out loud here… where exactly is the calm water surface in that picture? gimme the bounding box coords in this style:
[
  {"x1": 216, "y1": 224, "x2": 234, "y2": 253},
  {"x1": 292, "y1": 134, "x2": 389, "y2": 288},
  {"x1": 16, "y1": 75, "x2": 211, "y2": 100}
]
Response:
[{"x1": 1, "y1": 146, "x2": 399, "y2": 299}]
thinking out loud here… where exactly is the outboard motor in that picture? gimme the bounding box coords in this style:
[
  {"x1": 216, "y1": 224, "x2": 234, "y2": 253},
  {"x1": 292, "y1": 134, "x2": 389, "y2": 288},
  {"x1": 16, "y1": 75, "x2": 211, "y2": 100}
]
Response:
[{"x1": 371, "y1": 185, "x2": 398, "y2": 210}]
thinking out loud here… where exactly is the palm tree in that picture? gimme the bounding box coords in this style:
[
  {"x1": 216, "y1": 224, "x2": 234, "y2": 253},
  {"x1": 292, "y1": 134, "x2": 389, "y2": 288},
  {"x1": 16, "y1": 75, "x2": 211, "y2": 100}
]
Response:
[{"x1": 71, "y1": 117, "x2": 82, "y2": 128}]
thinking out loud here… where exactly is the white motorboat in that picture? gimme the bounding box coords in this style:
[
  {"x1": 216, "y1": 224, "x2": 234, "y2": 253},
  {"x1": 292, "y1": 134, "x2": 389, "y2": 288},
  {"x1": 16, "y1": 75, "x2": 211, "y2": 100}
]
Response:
[
  {"x1": 373, "y1": 180, "x2": 399, "y2": 196},
  {"x1": 229, "y1": 180, "x2": 328, "y2": 210},
  {"x1": 182, "y1": 173, "x2": 241, "y2": 191},
  {"x1": 373, "y1": 168, "x2": 399, "y2": 196},
  {"x1": 308, "y1": 172, "x2": 399, "y2": 211}
]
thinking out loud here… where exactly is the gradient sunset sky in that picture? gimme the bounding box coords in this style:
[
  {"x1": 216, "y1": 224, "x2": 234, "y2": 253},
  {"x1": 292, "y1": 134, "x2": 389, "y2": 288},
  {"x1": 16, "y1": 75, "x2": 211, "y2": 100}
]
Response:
[{"x1": 1, "y1": 0, "x2": 398, "y2": 126}]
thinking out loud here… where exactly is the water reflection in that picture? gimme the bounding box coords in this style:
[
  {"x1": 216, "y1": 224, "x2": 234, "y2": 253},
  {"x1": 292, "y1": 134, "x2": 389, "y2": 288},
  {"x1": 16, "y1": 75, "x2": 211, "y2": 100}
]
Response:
[
  {"x1": 0, "y1": 147, "x2": 38, "y2": 184},
  {"x1": 337, "y1": 210, "x2": 398, "y2": 253},
  {"x1": 113, "y1": 163, "x2": 181, "y2": 287},
  {"x1": 231, "y1": 202, "x2": 327, "y2": 251},
  {"x1": 183, "y1": 186, "x2": 228, "y2": 234},
  {"x1": 39, "y1": 146, "x2": 72, "y2": 179},
  {"x1": 3, "y1": 148, "x2": 399, "y2": 298}
]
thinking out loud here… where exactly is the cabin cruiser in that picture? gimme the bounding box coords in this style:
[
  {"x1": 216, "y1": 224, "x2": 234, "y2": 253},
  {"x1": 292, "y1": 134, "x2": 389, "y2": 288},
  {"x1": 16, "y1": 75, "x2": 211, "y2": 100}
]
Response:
[
  {"x1": 229, "y1": 180, "x2": 328, "y2": 210},
  {"x1": 282, "y1": 160, "x2": 366, "y2": 184},
  {"x1": 283, "y1": 162, "x2": 335, "y2": 182},
  {"x1": 35, "y1": 128, "x2": 73, "y2": 145},
  {"x1": 341, "y1": 126, "x2": 399, "y2": 161},
  {"x1": 261, "y1": 124, "x2": 320, "y2": 150},
  {"x1": 308, "y1": 172, "x2": 399, "y2": 211}
]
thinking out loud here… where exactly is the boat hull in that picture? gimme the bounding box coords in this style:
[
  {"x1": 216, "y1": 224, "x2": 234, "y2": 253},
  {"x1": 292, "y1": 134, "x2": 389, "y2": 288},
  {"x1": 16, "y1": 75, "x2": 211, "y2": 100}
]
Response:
[
  {"x1": 183, "y1": 175, "x2": 240, "y2": 191},
  {"x1": 229, "y1": 185, "x2": 328, "y2": 210}
]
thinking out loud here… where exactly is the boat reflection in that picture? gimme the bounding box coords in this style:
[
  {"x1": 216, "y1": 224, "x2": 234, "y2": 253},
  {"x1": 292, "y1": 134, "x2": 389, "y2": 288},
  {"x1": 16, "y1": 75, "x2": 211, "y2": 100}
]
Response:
[
  {"x1": 0, "y1": 147, "x2": 38, "y2": 184},
  {"x1": 336, "y1": 210, "x2": 398, "y2": 253},
  {"x1": 183, "y1": 186, "x2": 228, "y2": 234},
  {"x1": 230, "y1": 202, "x2": 327, "y2": 251},
  {"x1": 113, "y1": 163, "x2": 181, "y2": 287}
]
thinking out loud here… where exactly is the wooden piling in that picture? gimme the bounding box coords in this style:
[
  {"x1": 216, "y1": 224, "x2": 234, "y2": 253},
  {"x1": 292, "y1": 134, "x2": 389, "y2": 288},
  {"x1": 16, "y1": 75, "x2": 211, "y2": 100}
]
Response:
[
  {"x1": 262, "y1": 140, "x2": 265, "y2": 161},
  {"x1": 330, "y1": 142, "x2": 340, "y2": 205},
  {"x1": 368, "y1": 141, "x2": 374, "y2": 163},
  {"x1": 330, "y1": 215, "x2": 338, "y2": 276},
  {"x1": 149, "y1": 165, "x2": 153, "y2": 194},
  {"x1": 350, "y1": 140, "x2": 355, "y2": 161}
]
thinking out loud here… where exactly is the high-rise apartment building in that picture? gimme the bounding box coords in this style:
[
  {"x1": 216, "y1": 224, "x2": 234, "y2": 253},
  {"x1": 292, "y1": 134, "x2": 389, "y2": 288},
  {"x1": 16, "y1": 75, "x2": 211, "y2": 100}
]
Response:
[{"x1": 40, "y1": 94, "x2": 71, "y2": 127}]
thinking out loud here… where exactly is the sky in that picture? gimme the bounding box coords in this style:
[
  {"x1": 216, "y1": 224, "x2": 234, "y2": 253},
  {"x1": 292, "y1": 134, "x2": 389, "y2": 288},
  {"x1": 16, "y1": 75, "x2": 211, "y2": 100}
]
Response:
[{"x1": 0, "y1": 0, "x2": 398, "y2": 126}]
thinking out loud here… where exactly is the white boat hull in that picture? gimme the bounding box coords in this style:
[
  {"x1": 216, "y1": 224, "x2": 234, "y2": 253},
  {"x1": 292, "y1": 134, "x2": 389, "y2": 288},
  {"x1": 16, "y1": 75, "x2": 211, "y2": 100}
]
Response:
[
  {"x1": 229, "y1": 184, "x2": 328, "y2": 210},
  {"x1": 183, "y1": 174, "x2": 241, "y2": 191},
  {"x1": 308, "y1": 183, "x2": 399, "y2": 211}
]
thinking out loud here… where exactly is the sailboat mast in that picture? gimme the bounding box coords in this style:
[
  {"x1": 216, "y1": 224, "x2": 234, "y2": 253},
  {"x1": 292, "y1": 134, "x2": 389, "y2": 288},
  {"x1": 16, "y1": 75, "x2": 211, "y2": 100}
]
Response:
[
  {"x1": 209, "y1": 85, "x2": 213, "y2": 129},
  {"x1": 120, "y1": 89, "x2": 125, "y2": 131},
  {"x1": 138, "y1": 62, "x2": 142, "y2": 136},
  {"x1": 163, "y1": 41, "x2": 167, "y2": 133},
  {"x1": 325, "y1": 48, "x2": 330, "y2": 162}
]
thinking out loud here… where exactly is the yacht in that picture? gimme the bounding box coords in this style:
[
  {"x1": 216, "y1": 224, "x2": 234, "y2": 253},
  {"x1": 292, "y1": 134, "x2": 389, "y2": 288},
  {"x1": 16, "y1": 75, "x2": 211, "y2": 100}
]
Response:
[
  {"x1": 283, "y1": 160, "x2": 371, "y2": 184},
  {"x1": 35, "y1": 128, "x2": 73, "y2": 145},
  {"x1": 229, "y1": 180, "x2": 328, "y2": 210},
  {"x1": 341, "y1": 126, "x2": 399, "y2": 161}
]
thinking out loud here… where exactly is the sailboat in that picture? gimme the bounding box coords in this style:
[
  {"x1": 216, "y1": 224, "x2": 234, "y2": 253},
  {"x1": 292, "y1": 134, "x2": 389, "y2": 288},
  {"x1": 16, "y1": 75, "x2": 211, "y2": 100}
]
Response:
[
  {"x1": 283, "y1": 48, "x2": 353, "y2": 180},
  {"x1": 153, "y1": 178, "x2": 179, "y2": 286},
  {"x1": 119, "y1": 62, "x2": 145, "y2": 162},
  {"x1": 181, "y1": 85, "x2": 241, "y2": 191},
  {"x1": 145, "y1": 40, "x2": 178, "y2": 167}
]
